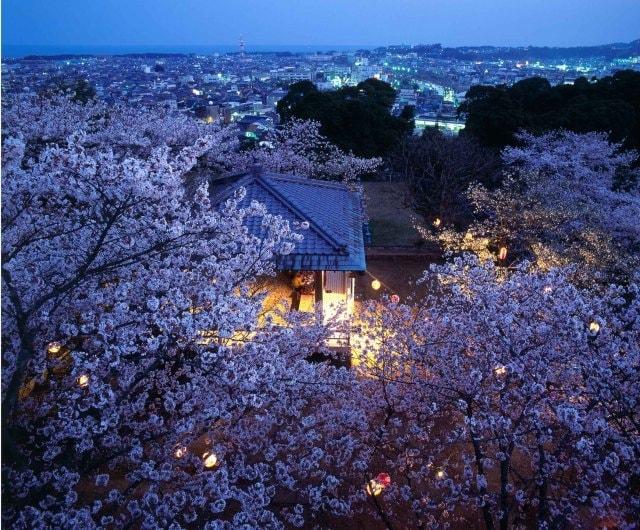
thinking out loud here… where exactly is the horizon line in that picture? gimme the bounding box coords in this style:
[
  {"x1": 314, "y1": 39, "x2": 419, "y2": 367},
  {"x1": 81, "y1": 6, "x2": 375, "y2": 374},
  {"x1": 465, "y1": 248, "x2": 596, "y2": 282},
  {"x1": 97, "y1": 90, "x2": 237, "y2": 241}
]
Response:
[{"x1": 3, "y1": 38, "x2": 638, "y2": 49}]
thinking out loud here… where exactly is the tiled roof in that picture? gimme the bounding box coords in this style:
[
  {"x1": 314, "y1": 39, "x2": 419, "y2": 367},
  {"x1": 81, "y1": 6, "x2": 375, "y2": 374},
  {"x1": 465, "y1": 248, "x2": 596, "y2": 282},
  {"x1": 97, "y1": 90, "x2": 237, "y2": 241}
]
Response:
[{"x1": 210, "y1": 169, "x2": 366, "y2": 271}]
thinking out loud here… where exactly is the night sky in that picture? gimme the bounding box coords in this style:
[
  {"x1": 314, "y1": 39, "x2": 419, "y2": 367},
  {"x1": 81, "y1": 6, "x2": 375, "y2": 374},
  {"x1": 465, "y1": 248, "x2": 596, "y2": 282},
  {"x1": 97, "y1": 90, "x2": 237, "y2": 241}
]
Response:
[{"x1": 3, "y1": 0, "x2": 640, "y2": 51}]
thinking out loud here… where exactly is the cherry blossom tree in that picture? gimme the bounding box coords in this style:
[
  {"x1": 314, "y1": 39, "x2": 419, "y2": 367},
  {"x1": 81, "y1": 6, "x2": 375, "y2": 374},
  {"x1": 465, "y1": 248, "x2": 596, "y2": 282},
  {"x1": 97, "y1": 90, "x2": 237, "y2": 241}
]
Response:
[
  {"x1": 427, "y1": 131, "x2": 640, "y2": 285},
  {"x1": 239, "y1": 118, "x2": 381, "y2": 183},
  {"x1": 1, "y1": 99, "x2": 372, "y2": 529},
  {"x1": 352, "y1": 256, "x2": 639, "y2": 529},
  {"x1": 5, "y1": 92, "x2": 637, "y2": 530},
  {"x1": 3, "y1": 94, "x2": 380, "y2": 185},
  {"x1": 2, "y1": 94, "x2": 241, "y2": 172}
]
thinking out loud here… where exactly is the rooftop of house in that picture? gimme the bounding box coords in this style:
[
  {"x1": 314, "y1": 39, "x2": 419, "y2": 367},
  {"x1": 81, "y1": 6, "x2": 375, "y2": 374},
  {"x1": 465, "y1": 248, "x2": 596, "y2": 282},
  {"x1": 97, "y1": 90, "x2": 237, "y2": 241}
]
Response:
[{"x1": 210, "y1": 168, "x2": 366, "y2": 271}]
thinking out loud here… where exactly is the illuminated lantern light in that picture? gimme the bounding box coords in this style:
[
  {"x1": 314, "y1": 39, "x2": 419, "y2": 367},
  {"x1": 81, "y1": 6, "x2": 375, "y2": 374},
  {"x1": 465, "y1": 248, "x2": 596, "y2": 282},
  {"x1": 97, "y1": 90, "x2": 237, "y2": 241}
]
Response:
[
  {"x1": 47, "y1": 341, "x2": 62, "y2": 354},
  {"x1": 174, "y1": 446, "x2": 187, "y2": 459},
  {"x1": 494, "y1": 364, "x2": 507, "y2": 377},
  {"x1": 498, "y1": 247, "x2": 508, "y2": 261},
  {"x1": 366, "y1": 472, "x2": 391, "y2": 496},
  {"x1": 202, "y1": 451, "x2": 218, "y2": 468},
  {"x1": 435, "y1": 468, "x2": 446, "y2": 479},
  {"x1": 77, "y1": 374, "x2": 90, "y2": 388},
  {"x1": 433, "y1": 217, "x2": 442, "y2": 228},
  {"x1": 371, "y1": 279, "x2": 381, "y2": 291},
  {"x1": 589, "y1": 321, "x2": 600, "y2": 334}
]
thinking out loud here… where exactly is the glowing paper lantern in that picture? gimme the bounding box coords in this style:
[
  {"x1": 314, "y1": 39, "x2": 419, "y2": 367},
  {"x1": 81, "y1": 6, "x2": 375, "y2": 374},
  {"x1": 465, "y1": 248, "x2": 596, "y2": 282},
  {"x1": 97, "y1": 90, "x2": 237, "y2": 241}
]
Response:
[
  {"x1": 202, "y1": 451, "x2": 218, "y2": 468},
  {"x1": 494, "y1": 365, "x2": 507, "y2": 376},
  {"x1": 435, "y1": 468, "x2": 446, "y2": 479},
  {"x1": 371, "y1": 279, "x2": 381, "y2": 291},
  {"x1": 498, "y1": 247, "x2": 508, "y2": 261},
  {"x1": 174, "y1": 446, "x2": 187, "y2": 459},
  {"x1": 47, "y1": 341, "x2": 62, "y2": 354},
  {"x1": 433, "y1": 218, "x2": 442, "y2": 227},
  {"x1": 589, "y1": 321, "x2": 600, "y2": 334},
  {"x1": 77, "y1": 374, "x2": 90, "y2": 388},
  {"x1": 366, "y1": 472, "x2": 391, "y2": 496}
]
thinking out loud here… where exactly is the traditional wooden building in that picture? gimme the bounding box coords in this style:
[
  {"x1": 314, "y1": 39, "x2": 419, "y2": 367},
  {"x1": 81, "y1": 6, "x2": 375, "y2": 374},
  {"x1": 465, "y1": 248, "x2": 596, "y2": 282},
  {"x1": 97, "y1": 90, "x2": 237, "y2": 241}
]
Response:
[{"x1": 210, "y1": 167, "x2": 367, "y2": 324}]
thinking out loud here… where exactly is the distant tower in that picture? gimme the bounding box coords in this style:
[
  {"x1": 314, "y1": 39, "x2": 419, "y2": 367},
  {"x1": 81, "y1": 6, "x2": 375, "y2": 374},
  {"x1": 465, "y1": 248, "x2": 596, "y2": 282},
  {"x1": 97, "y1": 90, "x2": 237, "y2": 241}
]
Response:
[{"x1": 239, "y1": 35, "x2": 245, "y2": 57}]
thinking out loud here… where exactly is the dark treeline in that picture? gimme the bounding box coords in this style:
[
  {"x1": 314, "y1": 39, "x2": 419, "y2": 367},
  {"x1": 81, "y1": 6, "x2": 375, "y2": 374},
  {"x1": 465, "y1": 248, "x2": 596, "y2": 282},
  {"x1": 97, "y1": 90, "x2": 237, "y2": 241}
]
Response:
[
  {"x1": 370, "y1": 39, "x2": 640, "y2": 61},
  {"x1": 277, "y1": 78, "x2": 414, "y2": 157},
  {"x1": 391, "y1": 69, "x2": 640, "y2": 230},
  {"x1": 279, "y1": 70, "x2": 640, "y2": 230},
  {"x1": 461, "y1": 69, "x2": 640, "y2": 150}
]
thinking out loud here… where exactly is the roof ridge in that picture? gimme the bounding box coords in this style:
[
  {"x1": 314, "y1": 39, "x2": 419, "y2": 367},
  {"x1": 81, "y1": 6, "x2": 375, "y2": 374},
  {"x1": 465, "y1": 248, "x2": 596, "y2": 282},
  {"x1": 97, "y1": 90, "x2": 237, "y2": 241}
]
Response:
[
  {"x1": 265, "y1": 172, "x2": 352, "y2": 190},
  {"x1": 255, "y1": 176, "x2": 346, "y2": 253}
]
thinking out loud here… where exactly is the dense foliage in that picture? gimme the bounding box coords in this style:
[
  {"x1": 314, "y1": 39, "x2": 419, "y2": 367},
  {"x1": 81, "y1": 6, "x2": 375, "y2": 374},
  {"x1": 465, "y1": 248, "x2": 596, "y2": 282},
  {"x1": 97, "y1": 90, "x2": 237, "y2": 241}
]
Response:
[
  {"x1": 277, "y1": 78, "x2": 414, "y2": 158},
  {"x1": 355, "y1": 256, "x2": 640, "y2": 529},
  {"x1": 1, "y1": 96, "x2": 370, "y2": 529},
  {"x1": 2, "y1": 95, "x2": 639, "y2": 530},
  {"x1": 462, "y1": 70, "x2": 640, "y2": 150},
  {"x1": 429, "y1": 130, "x2": 640, "y2": 286}
]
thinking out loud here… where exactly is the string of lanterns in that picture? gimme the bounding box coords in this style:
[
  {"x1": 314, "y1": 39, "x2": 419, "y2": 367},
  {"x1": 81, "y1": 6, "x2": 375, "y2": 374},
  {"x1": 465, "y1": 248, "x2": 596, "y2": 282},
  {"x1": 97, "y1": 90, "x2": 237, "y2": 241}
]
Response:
[
  {"x1": 365, "y1": 271, "x2": 394, "y2": 296},
  {"x1": 173, "y1": 445, "x2": 219, "y2": 469}
]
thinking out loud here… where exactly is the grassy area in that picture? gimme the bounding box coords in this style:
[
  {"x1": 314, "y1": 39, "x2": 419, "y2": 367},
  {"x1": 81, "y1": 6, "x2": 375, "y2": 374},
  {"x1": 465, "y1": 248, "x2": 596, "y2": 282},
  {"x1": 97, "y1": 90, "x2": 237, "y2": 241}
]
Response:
[{"x1": 363, "y1": 182, "x2": 423, "y2": 247}]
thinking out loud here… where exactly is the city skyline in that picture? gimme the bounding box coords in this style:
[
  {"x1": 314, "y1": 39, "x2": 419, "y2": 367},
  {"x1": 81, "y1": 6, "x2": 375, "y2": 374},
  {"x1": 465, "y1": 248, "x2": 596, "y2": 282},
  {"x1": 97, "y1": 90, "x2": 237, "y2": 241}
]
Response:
[{"x1": 3, "y1": 0, "x2": 640, "y2": 53}]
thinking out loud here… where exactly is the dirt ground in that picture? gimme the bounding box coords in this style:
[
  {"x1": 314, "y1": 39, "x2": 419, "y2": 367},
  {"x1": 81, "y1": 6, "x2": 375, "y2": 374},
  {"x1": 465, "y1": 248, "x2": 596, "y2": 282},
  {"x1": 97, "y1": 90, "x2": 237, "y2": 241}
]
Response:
[
  {"x1": 363, "y1": 181, "x2": 424, "y2": 247},
  {"x1": 361, "y1": 180, "x2": 443, "y2": 303},
  {"x1": 357, "y1": 254, "x2": 442, "y2": 303}
]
